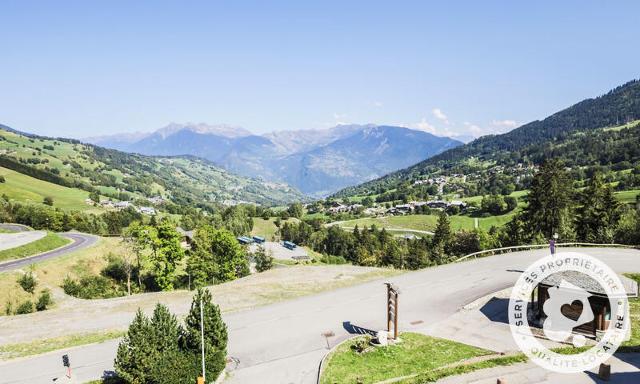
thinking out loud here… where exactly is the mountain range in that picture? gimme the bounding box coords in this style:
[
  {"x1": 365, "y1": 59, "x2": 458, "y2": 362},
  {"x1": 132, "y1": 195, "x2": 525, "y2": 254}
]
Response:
[
  {"x1": 87, "y1": 124, "x2": 463, "y2": 197},
  {"x1": 0, "y1": 124, "x2": 305, "y2": 207}
]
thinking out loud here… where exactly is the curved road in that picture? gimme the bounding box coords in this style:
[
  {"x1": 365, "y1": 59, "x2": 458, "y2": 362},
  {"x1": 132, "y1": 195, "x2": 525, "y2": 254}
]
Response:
[
  {"x1": 0, "y1": 232, "x2": 99, "y2": 273},
  {"x1": 0, "y1": 224, "x2": 32, "y2": 233},
  {"x1": 0, "y1": 247, "x2": 639, "y2": 383}
]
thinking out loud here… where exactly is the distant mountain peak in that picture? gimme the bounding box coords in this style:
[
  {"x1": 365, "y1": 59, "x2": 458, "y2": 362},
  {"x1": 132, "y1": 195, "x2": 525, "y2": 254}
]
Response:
[{"x1": 156, "y1": 122, "x2": 252, "y2": 139}]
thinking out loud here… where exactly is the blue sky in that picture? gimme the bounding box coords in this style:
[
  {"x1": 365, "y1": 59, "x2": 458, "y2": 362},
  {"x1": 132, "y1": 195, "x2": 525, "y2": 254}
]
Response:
[{"x1": 1, "y1": 1, "x2": 639, "y2": 139}]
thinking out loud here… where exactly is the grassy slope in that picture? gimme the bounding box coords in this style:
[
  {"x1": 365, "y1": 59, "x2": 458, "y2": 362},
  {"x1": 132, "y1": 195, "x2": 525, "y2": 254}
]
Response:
[
  {"x1": 251, "y1": 217, "x2": 299, "y2": 240},
  {"x1": 0, "y1": 167, "x2": 102, "y2": 212},
  {"x1": 333, "y1": 187, "x2": 638, "y2": 234},
  {"x1": 0, "y1": 232, "x2": 70, "y2": 262},
  {"x1": 0, "y1": 237, "x2": 125, "y2": 314},
  {"x1": 320, "y1": 333, "x2": 492, "y2": 384},
  {"x1": 0, "y1": 128, "x2": 304, "y2": 206},
  {"x1": 334, "y1": 212, "x2": 516, "y2": 233}
]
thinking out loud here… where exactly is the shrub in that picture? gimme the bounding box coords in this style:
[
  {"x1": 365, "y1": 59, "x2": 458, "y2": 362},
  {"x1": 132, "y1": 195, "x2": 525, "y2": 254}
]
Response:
[
  {"x1": 4, "y1": 300, "x2": 13, "y2": 315},
  {"x1": 36, "y1": 289, "x2": 53, "y2": 311},
  {"x1": 18, "y1": 272, "x2": 37, "y2": 294},
  {"x1": 43, "y1": 196, "x2": 54, "y2": 206},
  {"x1": 320, "y1": 255, "x2": 348, "y2": 264},
  {"x1": 253, "y1": 246, "x2": 273, "y2": 272},
  {"x1": 351, "y1": 336, "x2": 372, "y2": 353},
  {"x1": 0, "y1": 175, "x2": 5, "y2": 183},
  {"x1": 62, "y1": 275, "x2": 124, "y2": 299},
  {"x1": 15, "y1": 300, "x2": 34, "y2": 315}
]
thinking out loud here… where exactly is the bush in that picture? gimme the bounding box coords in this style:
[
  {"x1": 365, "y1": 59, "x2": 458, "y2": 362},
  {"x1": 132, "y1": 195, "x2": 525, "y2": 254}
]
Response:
[
  {"x1": 36, "y1": 289, "x2": 53, "y2": 311},
  {"x1": 43, "y1": 196, "x2": 54, "y2": 206},
  {"x1": 62, "y1": 275, "x2": 124, "y2": 299},
  {"x1": 253, "y1": 246, "x2": 273, "y2": 272},
  {"x1": 4, "y1": 300, "x2": 13, "y2": 315},
  {"x1": 18, "y1": 272, "x2": 37, "y2": 294},
  {"x1": 0, "y1": 175, "x2": 5, "y2": 183},
  {"x1": 15, "y1": 300, "x2": 34, "y2": 315},
  {"x1": 321, "y1": 255, "x2": 348, "y2": 264},
  {"x1": 351, "y1": 336, "x2": 372, "y2": 353}
]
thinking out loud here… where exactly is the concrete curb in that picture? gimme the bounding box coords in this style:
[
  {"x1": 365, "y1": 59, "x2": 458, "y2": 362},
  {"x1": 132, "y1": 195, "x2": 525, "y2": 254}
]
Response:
[{"x1": 316, "y1": 335, "x2": 359, "y2": 384}]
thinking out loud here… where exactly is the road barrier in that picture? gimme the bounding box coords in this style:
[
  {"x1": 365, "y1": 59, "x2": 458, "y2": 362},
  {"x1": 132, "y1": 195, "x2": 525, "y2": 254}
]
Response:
[{"x1": 454, "y1": 242, "x2": 638, "y2": 263}]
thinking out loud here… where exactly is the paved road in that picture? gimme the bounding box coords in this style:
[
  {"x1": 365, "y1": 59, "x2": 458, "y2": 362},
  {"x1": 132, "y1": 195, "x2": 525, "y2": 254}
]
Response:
[
  {"x1": 0, "y1": 247, "x2": 638, "y2": 384},
  {"x1": 0, "y1": 232, "x2": 98, "y2": 273},
  {"x1": 0, "y1": 224, "x2": 31, "y2": 233},
  {"x1": 0, "y1": 231, "x2": 47, "y2": 251}
]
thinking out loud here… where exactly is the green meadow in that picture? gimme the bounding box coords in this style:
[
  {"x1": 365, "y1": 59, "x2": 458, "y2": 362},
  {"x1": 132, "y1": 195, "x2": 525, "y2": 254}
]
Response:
[{"x1": 0, "y1": 167, "x2": 101, "y2": 212}]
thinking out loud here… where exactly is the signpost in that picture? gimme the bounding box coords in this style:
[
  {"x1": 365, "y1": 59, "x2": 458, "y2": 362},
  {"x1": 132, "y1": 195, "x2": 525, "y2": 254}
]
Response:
[{"x1": 386, "y1": 283, "x2": 399, "y2": 340}]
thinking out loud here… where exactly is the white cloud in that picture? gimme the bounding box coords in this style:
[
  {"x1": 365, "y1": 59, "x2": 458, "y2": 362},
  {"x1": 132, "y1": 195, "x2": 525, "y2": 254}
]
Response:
[
  {"x1": 372, "y1": 101, "x2": 383, "y2": 108},
  {"x1": 463, "y1": 121, "x2": 483, "y2": 136},
  {"x1": 410, "y1": 118, "x2": 437, "y2": 134},
  {"x1": 491, "y1": 119, "x2": 519, "y2": 129},
  {"x1": 432, "y1": 108, "x2": 450, "y2": 125}
]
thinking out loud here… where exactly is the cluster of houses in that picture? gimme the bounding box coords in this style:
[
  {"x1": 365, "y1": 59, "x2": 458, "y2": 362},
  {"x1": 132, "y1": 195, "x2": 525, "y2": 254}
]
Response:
[
  {"x1": 326, "y1": 202, "x2": 364, "y2": 214},
  {"x1": 85, "y1": 198, "x2": 157, "y2": 216},
  {"x1": 385, "y1": 200, "x2": 467, "y2": 215},
  {"x1": 321, "y1": 199, "x2": 468, "y2": 217}
]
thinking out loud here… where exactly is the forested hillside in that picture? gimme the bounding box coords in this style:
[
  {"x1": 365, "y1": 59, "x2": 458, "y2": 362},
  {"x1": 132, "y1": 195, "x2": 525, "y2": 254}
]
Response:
[
  {"x1": 0, "y1": 126, "x2": 304, "y2": 207},
  {"x1": 336, "y1": 80, "x2": 640, "y2": 199}
]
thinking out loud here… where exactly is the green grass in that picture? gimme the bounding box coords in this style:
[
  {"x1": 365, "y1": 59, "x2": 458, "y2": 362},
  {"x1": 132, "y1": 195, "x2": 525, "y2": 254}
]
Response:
[
  {"x1": 319, "y1": 333, "x2": 492, "y2": 384},
  {"x1": 602, "y1": 119, "x2": 640, "y2": 132},
  {"x1": 398, "y1": 354, "x2": 528, "y2": 383},
  {"x1": 621, "y1": 273, "x2": 640, "y2": 352},
  {"x1": 0, "y1": 232, "x2": 70, "y2": 262},
  {"x1": 0, "y1": 330, "x2": 125, "y2": 360},
  {"x1": 251, "y1": 217, "x2": 299, "y2": 240},
  {"x1": 334, "y1": 212, "x2": 516, "y2": 233},
  {"x1": 614, "y1": 189, "x2": 640, "y2": 204},
  {"x1": 0, "y1": 166, "x2": 102, "y2": 212}
]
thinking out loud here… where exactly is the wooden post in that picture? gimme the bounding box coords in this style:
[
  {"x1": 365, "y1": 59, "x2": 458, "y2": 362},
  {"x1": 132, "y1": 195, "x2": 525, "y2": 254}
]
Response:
[
  {"x1": 598, "y1": 363, "x2": 611, "y2": 381},
  {"x1": 197, "y1": 377, "x2": 205, "y2": 384},
  {"x1": 385, "y1": 283, "x2": 399, "y2": 340}
]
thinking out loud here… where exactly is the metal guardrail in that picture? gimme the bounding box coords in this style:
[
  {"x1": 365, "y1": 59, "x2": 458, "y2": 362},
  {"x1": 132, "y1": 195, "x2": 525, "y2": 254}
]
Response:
[{"x1": 454, "y1": 242, "x2": 638, "y2": 263}]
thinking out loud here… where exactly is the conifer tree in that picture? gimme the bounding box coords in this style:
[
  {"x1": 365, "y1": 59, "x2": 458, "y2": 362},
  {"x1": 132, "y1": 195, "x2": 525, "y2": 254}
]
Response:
[
  {"x1": 576, "y1": 172, "x2": 620, "y2": 243},
  {"x1": 524, "y1": 159, "x2": 575, "y2": 240},
  {"x1": 182, "y1": 288, "x2": 228, "y2": 380},
  {"x1": 432, "y1": 211, "x2": 452, "y2": 253},
  {"x1": 115, "y1": 309, "x2": 156, "y2": 383}
]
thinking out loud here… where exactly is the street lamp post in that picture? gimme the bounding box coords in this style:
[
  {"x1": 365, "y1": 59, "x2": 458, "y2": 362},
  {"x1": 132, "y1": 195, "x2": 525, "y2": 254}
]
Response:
[{"x1": 200, "y1": 296, "x2": 206, "y2": 382}]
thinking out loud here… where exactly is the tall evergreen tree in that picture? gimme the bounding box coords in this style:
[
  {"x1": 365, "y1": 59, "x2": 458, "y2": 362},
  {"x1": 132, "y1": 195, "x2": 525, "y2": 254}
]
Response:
[
  {"x1": 115, "y1": 309, "x2": 156, "y2": 384},
  {"x1": 432, "y1": 211, "x2": 452, "y2": 251},
  {"x1": 576, "y1": 172, "x2": 620, "y2": 243},
  {"x1": 182, "y1": 289, "x2": 228, "y2": 380},
  {"x1": 524, "y1": 159, "x2": 575, "y2": 240}
]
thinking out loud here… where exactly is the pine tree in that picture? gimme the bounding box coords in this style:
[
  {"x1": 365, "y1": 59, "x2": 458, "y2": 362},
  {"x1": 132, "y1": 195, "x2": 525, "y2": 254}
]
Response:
[
  {"x1": 182, "y1": 289, "x2": 228, "y2": 380},
  {"x1": 115, "y1": 309, "x2": 156, "y2": 383},
  {"x1": 150, "y1": 304, "x2": 181, "y2": 353},
  {"x1": 524, "y1": 159, "x2": 575, "y2": 240},
  {"x1": 576, "y1": 172, "x2": 620, "y2": 243},
  {"x1": 432, "y1": 211, "x2": 452, "y2": 252}
]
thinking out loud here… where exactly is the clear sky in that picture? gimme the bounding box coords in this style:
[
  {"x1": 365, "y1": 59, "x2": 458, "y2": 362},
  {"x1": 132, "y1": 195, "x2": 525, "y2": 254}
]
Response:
[{"x1": 1, "y1": 1, "x2": 639, "y2": 139}]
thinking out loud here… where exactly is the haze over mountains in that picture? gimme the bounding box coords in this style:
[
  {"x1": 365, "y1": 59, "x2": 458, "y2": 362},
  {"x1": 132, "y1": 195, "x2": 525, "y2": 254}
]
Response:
[{"x1": 87, "y1": 124, "x2": 463, "y2": 197}]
